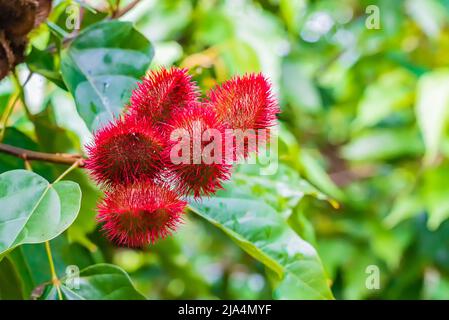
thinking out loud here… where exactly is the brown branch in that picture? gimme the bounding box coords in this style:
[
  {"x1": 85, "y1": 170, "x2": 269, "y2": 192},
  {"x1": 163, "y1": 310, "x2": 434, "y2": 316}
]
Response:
[
  {"x1": 0, "y1": 143, "x2": 85, "y2": 167},
  {"x1": 113, "y1": 0, "x2": 140, "y2": 18},
  {"x1": 112, "y1": 0, "x2": 121, "y2": 17}
]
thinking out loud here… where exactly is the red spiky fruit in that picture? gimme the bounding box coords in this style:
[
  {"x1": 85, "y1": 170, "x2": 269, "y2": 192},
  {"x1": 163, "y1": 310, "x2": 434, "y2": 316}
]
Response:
[
  {"x1": 85, "y1": 115, "x2": 165, "y2": 186},
  {"x1": 207, "y1": 73, "x2": 279, "y2": 158},
  {"x1": 97, "y1": 182, "x2": 187, "y2": 247},
  {"x1": 164, "y1": 105, "x2": 232, "y2": 197},
  {"x1": 128, "y1": 67, "x2": 200, "y2": 125}
]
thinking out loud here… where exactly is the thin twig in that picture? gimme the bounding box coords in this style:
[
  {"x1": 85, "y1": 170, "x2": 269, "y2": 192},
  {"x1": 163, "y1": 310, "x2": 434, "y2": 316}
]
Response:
[
  {"x1": 0, "y1": 93, "x2": 20, "y2": 142},
  {"x1": 26, "y1": 158, "x2": 83, "y2": 301},
  {"x1": 111, "y1": 0, "x2": 121, "y2": 16},
  {"x1": 0, "y1": 72, "x2": 33, "y2": 141},
  {"x1": 24, "y1": 159, "x2": 32, "y2": 171},
  {"x1": 53, "y1": 159, "x2": 83, "y2": 184},
  {"x1": 45, "y1": 241, "x2": 63, "y2": 300},
  {"x1": 43, "y1": 161, "x2": 83, "y2": 300},
  {"x1": 12, "y1": 71, "x2": 34, "y2": 120},
  {"x1": 0, "y1": 143, "x2": 85, "y2": 167},
  {"x1": 113, "y1": 0, "x2": 140, "y2": 18}
]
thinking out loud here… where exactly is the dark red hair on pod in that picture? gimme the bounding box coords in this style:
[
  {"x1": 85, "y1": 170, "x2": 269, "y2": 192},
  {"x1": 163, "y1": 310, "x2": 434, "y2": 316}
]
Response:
[
  {"x1": 84, "y1": 67, "x2": 281, "y2": 248},
  {"x1": 128, "y1": 67, "x2": 200, "y2": 125},
  {"x1": 207, "y1": 73, "x2": 279, "y2": 158},
  {"x1": 164, "y1": 105, "x2": 232, "y2": 198},
  {"x1": 85, "y1": 115, "x2": 165, "y2": 186},
  {"x1": 97, "y1": 182, "x2": 187, "y2": 247}
]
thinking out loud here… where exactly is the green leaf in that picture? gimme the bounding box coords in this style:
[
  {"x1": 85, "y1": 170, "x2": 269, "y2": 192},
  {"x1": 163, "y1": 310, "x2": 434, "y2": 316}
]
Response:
[
  {"x1": 7, "y1": 235, "x2": 98, "y2": 299},
  {"x1": 6, "y1": 247, "x2": 39, "y2": 298},
  {"x1": 281, "y1": 57, "x2": 322, "y2": 114},
  {"x1": 66, "y1": 169, "x2": 102, "y2": 251},
  {"x1": 342, "y1": 128, "x2": 423, "y2": 161},
  {"x1": 230, "y1": 163, "x2": 335, "y2": 216},
  {"x1": 188, "y1": 198, "x2": 334, "y2": 300},
  {"x1": 415, "y1": 69, "x2": 449, "y2": 164},
  {"x1": 423, "y1": 273, "x2": 449, "y2": 299},
  {"x1": 33, "y1": 103, "x2": 80, "y2": 154},
  {"x1": 406, "y1": 0, "x2": 447, "y2": 38},
  {"x1": 0, "y1": 258, "x2": 24, "y2": 299},
  {"x1": 354, "y1": 69, "x2": 415, "y2": 129},
  {"x1": 27, "y1": 47, "x2": 67, "y2": 89},
  {"x1": 279, "y1": 0, "x2": 304, "y2": 34},
  {"x1": 0, "y1": 170, "x2": 81, "y2": 257},
  {"x1": 299, "y1": 150, "x2": 344, "y2": 202},
  {"x1": 60, "y1": 20, "x2": 154, "y2": 131},
  {"x1": 41, "y1": 264, "x2": 146, "y2": 300},
  {"x1": 342, "y1": 249, "x2": 379, "y2": 299},
  {"x1": 0, "y1": 88, "x2": 12, "y2": 117},
  {"x1": 219, "y1": 39, "x2": 261, "y2": 76},
  {"x1": 423, "y1": 165, "x2": 449, "y2": 230},
  {"x1": 384, "y1": 192, "x2": 424, "y2": 228}
]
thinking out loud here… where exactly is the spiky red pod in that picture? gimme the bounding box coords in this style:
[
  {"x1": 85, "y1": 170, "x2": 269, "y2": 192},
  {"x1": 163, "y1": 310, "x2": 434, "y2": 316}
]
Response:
[
  {"x1": 207, "y1": 73, "x2": 279, "y2": 158},
  {"x1": 97, "y1": 182, "x2": 186, "y2": 247},
  {"x1": 164, "y1": 105, "x2": 232, "y2": 197},
  {"x1": 85, "y1": 115, "x2": 165, "y2": 186},
  {"x1": 128, "y1": 67, "x2": 200, "y2": 125}
]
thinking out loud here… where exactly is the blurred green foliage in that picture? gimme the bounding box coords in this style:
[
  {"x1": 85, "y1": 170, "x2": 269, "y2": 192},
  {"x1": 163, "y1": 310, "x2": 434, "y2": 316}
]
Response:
[{"x1": 2, "y1": 0, "x2": 449, "y2": 300}]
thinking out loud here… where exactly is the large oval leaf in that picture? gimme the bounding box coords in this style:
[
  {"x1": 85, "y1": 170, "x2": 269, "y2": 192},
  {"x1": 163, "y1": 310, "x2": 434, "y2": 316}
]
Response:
[
  {"x1": 60, "y1": 20, "x2": 154, "y2": 131},
  {"x1": 0, "y1": 170, "x2": 81, "y2": 257},
  {"x1": 188, "y1": 198, "x2": 334, "y2": 300},
  {"x1": 415, "y1": 69, "x2": 449, "y2": 164},
  {"x1": 41, "y1": 264, "x2": 146, "y2": 300},
  {"x1": 0, "y1": 258, "x2": 24, "y2": 299}
]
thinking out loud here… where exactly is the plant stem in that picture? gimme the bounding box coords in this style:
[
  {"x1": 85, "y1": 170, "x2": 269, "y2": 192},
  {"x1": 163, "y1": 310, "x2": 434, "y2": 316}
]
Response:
[
  {"x1": 24, "y1": 159, "x2": 32, "y2": 171},
  {"x1": 113, "y1": 0, "x2": 140, "y2": 18},
  {"x1": 0, "y1": 93, "x2": 19, "y2": 142},
  {"x1": 0, "y1": 71, "x2": 32, "y2": 142},
  {"x1": 44, "y1": 241, "x2": 63, "y2": 300},
  {"x1": 53, "y1": 159, "x2": 83, "y2": 184},
  {"x1": 111, "y1": 0, "x2": 121, "y2": 16},
  {"x1": 0, "y1": 143, "x2": 85, "y2": 166},
  {"x1": 43, "y1": 160, "x2": 82, "y2": 300},
  {"x1": 12, "y1": 71, "x2": 33, "y2": 121},
  {"x1": 24, "y1": 154, "x2": 81, "y2": 301}
]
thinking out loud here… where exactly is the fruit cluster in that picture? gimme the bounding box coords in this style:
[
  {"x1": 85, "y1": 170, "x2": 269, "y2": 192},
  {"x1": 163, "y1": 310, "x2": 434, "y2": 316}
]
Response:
[{"x1": 86, "y1": 67, "x2": 279, "y2": 247}]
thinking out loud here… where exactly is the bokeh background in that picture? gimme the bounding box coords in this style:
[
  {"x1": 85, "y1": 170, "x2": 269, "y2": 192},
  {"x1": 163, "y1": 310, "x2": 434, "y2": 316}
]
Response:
[{"x1": 2, "y1": 0, "x2": 449, "y2": 300}]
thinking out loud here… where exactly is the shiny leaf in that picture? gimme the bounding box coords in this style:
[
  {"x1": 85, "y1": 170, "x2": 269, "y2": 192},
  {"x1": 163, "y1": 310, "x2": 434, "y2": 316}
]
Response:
[
  {"x1": 60, "y1": 20, "x2": 154, "y2": 131},
  {"x1": 189, "y1": 198, "x2": 333, "y2": 300},
  {"x1": 0, "y1": 170, "x2": 81, "y2": 257},
  {"x1": 41, "y1": 264, "x2": 146, "y2": 300}
]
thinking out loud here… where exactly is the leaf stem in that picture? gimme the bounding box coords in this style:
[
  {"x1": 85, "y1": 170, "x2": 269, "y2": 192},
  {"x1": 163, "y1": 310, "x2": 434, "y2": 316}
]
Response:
[
  {"x1": 53, "y1": 159, "x2": 83, "y2": 185},
  {"x1": 0, "y1": 93, "x2": 20, "y2": 142},
  {"x1": 24, "y1": 159, "x2": 32, "y2": 171},
  {"x1": 0, "y1": 71, "x2": 32, "y2": 142},
  {"x1": 26, "y1": 156, "x2": 81, "y2": 301},
  {"x1": 42, "y1": 160, "x2": 82, "y2": 300},
  {"x1": 44, "y1": 241, "x2": 63, "y2": 300},
  {"x1": 11, "y1": 71, "x2": 33, "y2": 121},
  {"x1": 113, "y1": 0, "x2": 140, "y2": 18},
  {"x1": 111, "y1": 0, "x2": 121, "y2": 16}
]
